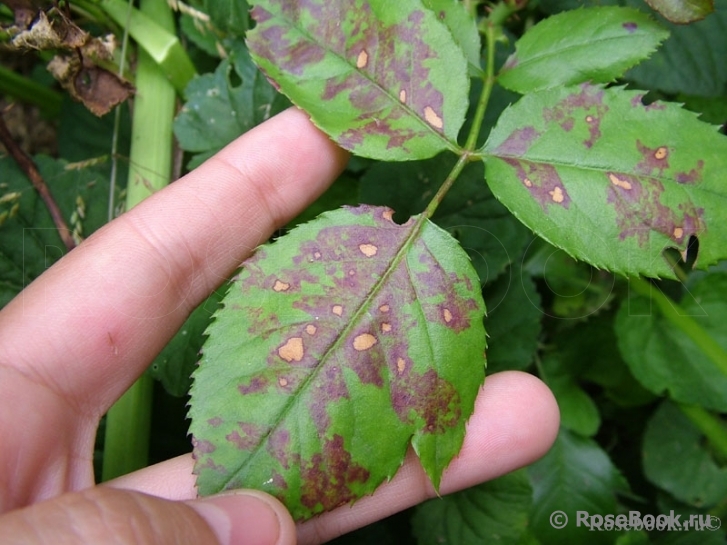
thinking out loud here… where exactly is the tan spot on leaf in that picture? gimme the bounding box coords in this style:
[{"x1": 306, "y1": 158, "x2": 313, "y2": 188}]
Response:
[
  {"x1": 279, "y1": 378, "x2": 288, "y2": 387},
  {"x1": 379, "y1": 304, "x2": 390, "y2": 313},
  {"x1": 673, "y1": 227, "x2": 684, "y2": 240},
  {"x1": 399, "y1": 89, "x2": 406, "y2": 103},
  {"x1": 523, "y1": 178, "x2": 533, "y2": 188},
  {"x1": 313, "y1": 251, "x2": 322, "y2": 259},
  {"x1": 353, "y1": 333, "x2": 377, "y2": 351},
  {"x1": 443, "y1": 308, "x2": 453, "y2": 323},
  {"x1": 359, "y1": 243, "x2": 378, "y2": 257},
  {"x1": 273, "y1": 280, "x2": 290, "y2": 292},
  {"x1": 305, "y1": 324, "x2": 317, "y2": 335},
  {"x1": 381, "y1": 323, "x2": 392, "y2": 333},
  {"x1": 382, "y1": 209, "x2": 394, "y2": 222},
  {"x1": 609, "y1": 173, "x2": 632, "y2": 190},
  {"x1": 655, "y1": 146, "x2": 668, "y2": 160},
  {"x1": 278, "y1": 337, "x2": 304, "y2": 363},
  {"x1": 349, "y1": 269, "x2": 356, "y2": 276},
  {"x1": 549, "y1": 186, "x2": 565, "y2": 203},
  {"x1": 397, "y1": 358, "x2": 406, "y2": 374},
  {"x1": 585, "y1": 115, "x2": 594, "y2": 123},
  {"x1": 424, "y1": 106, "x2": 444, "y2": 129},
  {"x1": 332, "y1": 305, "x2": 344, "y2": 316},
  {"x1": 356, "y1": 50, "x2": 368, "y2": 69}
]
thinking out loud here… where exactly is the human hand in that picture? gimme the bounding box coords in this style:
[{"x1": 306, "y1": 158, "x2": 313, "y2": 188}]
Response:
[{"x1": 0, "y1": 108, "x2": 559, "y2": 544}]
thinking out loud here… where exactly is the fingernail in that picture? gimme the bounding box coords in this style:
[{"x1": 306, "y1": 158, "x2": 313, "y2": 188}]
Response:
[{"x1": 190, "y1": 490, "x2": 284, "y2": 545}]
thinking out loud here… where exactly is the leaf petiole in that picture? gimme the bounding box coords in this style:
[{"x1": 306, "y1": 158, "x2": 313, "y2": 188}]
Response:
[{"x1": 464, "y1": 16, "x2": 498, "y2": 153}]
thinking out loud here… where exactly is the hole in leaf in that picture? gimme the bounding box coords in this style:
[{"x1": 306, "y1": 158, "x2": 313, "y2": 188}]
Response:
[{"x1": 228, "y1": 67, "x2": 242, "y2": 89}]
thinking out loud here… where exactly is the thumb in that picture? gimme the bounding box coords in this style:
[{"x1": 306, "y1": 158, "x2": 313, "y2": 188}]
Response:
[{"x1": 0, "y1": 486, "x2": 297, "y2": 545}]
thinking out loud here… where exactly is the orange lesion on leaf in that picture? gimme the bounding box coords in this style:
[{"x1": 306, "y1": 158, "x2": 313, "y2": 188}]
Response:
[
  {"x1": 379, "y1": 304, "x2": 390, "y2": 313},
  {"x1": 332, "y1": 304, "x2": 344, "y2": 316},
  {"x1": 278, "y1": 378, "x2": 289, "y2": 387},
  {"x1": 654, "y1": 146, "x2": 668, "y2": 160},
  {"x1": 359, "y1": 243, "x2": 378, "y2": 257},
  {"x1": 353, "y1": 333, "x2": 377, "y2": 351},
  {"x1": 279, "y1": 337, "x2": 304, "y2": 363},
  {"x1": 523, "y1": 178, "x2": 533, "y2": 188},
  {"x1": 549, "y1": 186, "x2": 565, "y2": 203},
  {"x1": 424, "y1": 106, "x2": 443, "y2": 129},
  {"x1": 381, "y1": 323, "x2": 392, "y2": 333},
  {"x1": 399, "y1": 89, "x2": 406, "y2": 103},
  {"x1": 609, "y1": 174, "x2": 632, "y2": 190},
  {"x1": 305, "y1": 324, "x2": 317, "y2": 335},
  {"x1": 443, "y1": 308, "x2": 453, "y2": 323},
  {"x1": 382, "y1": 209, "x2": 395, "y2": 222},
  {"x1": 396, "y1": 358, "x2": 406, "y2": 375},
  {"x1": 673, "y1": 227, "x2": 684, "y2": 240},
  {"x1": 273, "y1": 280, "x2": 290, "y2": 292},
  {"x1": 356, "y1": 50, "x2": 368, "y2": 69}
]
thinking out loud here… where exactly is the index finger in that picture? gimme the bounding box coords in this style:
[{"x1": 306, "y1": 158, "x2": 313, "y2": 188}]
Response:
[{"x1": 0, "y1": 108, "x2": 349, "y2": 415}]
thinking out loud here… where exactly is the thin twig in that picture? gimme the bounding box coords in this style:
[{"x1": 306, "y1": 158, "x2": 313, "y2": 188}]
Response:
[{"x1": 0, "y1": 111, "x2": 77, "y2": 251}]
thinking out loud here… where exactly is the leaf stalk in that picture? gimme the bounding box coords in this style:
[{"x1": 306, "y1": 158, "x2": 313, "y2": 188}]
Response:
[{"x1": 464, "y1": 19, "x2": 498, "y2": 152}]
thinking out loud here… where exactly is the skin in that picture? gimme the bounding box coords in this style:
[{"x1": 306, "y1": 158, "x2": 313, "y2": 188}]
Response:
[{"x1": 0, "y1": 108, "x2": 560, "y2": 545}]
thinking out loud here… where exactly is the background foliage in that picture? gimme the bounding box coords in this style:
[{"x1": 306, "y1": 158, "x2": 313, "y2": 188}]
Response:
[{"x1": 1, "y1": 0, "x2": 727, "y2": 543}]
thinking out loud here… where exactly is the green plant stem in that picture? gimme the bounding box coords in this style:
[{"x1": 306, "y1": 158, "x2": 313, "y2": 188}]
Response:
[
  {"x1": 677, "y1": 403, "x2": 727, "y2": 461},
  {"x1": 102, "y1": 0, "x2": 177, "y2": 482},
  {"x1": 0, "y1": 65, "x2": 62, "y2": 118},
  {"x1": 464, "y1": 19, "x2": 497, "y2": 152},
  {"x1": 423, "y1": 154, "x2": 470, "y2": 219},
  {"x1": 629, "y1": 277, "x2": 727, "y2": 378}
]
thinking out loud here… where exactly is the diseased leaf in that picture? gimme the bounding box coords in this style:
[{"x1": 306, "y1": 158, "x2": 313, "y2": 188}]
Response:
[
  {"x1": 645, "y1": 0, "x2": 714, "y2": 25},
  {"x1": 174, "y1": 41, "x2": 289, "y2": 169},
  {"x1": 615, "y1": 273, "x2": 727, "y2": 411},
  {"x1": 361, "y1": 156, "x2": 530, "y2": 283},
  {"x1": 484, "y1": 83, "x2": 727, "y2": 278},
  {"x1": 643, "y1": 400, "x2": 727, "y2": 508},
  {"x1": 626, "y1": 0, "x2": 727, "y2": 97},
  {"x1": 412, "y1": 470, "x2": 533, "y2": 545},
  {"x1": 247, "y1": 0, "x2": 469, "y2": 160},
  {"x1": 189, "y1": 205, "x2": 486, "y2": 520},
  {"x1": 498, "y1": 7, "x2": 669, "y2": 94}
]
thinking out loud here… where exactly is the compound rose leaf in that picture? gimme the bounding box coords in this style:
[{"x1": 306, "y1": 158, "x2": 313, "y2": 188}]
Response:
[
  {"x1": 188, "y1": 205, "x2": 486, "y2": 521},
  {"x1": 483, "y1": 83, "x2": 727, "y2": 278},
  {"x1": 246, "y1": 0, "x2": 469, "y2": 160}
]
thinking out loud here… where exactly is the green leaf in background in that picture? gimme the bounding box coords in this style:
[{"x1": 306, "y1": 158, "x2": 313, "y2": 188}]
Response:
[
  {"x1": 0, "y1": 156, "x2": 119, "y2": 309},
  {"x1": 483, "y1": 264, "x2": 542, "y2": 373},
  {"x1": 421, "y1": 0, "x2": 482, "y2": 71},
  {"x1": 539, "y1": 355, "x2": 601, "y2": 437},
  {"x1": 361, "y1": 156, "x2": 530, "y2": 283},
  {"x1": 412, "y1": 470, "x2": 533, "y2": 545},
  {"x1": 615, "y1": 273, "x2": 727, "y2": 411},
  {"x1": 189, "y1": 205, "x2": 486, "y2": 520},
  {"x1": 645, "y1": 0, "x2": 714, "y2": 23},
  {"x1": 498, "y1": 7, "x2": 669, "y2": 94},
  {"x1": 204, "y1": 0, "x2": 250, "y2": 37},
  {"x1": 484, "y1": 84, "x2": 727, "y2": 278},
  {"x1": 643, "y1": 401, "x2": 727, "y2": 508},
  {"x1": 626, "y1": 0, "x2": 727, "y2": 97},
  {"x1": 247, "y1": 0, "x2": 469, "y2": 160},
  {"x1": 529, "y1": 428, "x2": 624, "y2": 545},
  {"x1": 150, "y1": 289, "x2": 223, "y2": 397},
  {"x1": 174, "y1": 42, "x2": 289, "y2": 169}
]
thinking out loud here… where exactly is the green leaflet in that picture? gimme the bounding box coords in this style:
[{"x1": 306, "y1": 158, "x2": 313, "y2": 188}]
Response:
[
  {"x1": 246, "y1": 0, "x2": 469, "y2": 160},
  {"x1": 483, "y1": 83, "x2": 727, "y2": 278},
  {"x1": 498, "y1": 7, "x2": 669, "y2": 94},
  {"x1": 421, "y1": 0, "x2": 481, "y2": 72},
  {"x1": 188, "y1": 205, "x2": 486, "y2": 520}
]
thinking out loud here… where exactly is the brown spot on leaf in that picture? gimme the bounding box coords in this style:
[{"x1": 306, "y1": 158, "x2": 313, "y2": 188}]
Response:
[
  {"x1": 424, "y1": 106, "x2": 443, "y2": 129},
  {"x1": 278, "y1": 337, "x2": 304, "y2": 362},
  {"x1": 192, "y1": 437, "x2": 216, "y2": 454},
  {"x1": 505, "y1": 159, "x2": 571, "y2": 211},
  {"x1": 278, "y1": 377, "x2": 289, "y2": 387},
  {"x1": 674, "y1": 227, "x2": 684, "y2": 240},
  {"x1": 443, "y1": 308, "x2": 453, "y2": 323},
  {"x1": 356, "y1": 49, "x2": 369, "y2": 68},
  {"x1": 273, "y1": 279, "x2": 290, "y2": 292},
  {"x1": 397, "y1": 358, "x2": 407, "y2": 374},
  {"x1": 382, "y1": 209, "x2": 395, "y2": 222},
  {"x1": 353, "y1": 333, "x2": 377, "y2": 351},
  {"x1": 299, "y1": 434, "x2": 370, "y2": 515},
  {"x1": 332, "y1": 305, "x2": 344, "y2": 316},
  {"x1": 544, "y1": 85, "x2": 608, "y2": 148},
  {"x1": 494, "y1": 126, "x2": 541, "y2": 156},
  {"x1": 636, "y1": 140, "x2": 670, "y2": 175},
  {"x1": 207, "y1": 417, "x2": 223, "y2": 428},
  {"x1": 399, "y1": 89, "x2": 407, "y2": 103},
  {"x1": 381, "y1": 323, "x2": 392, "y2": 333},
  {"x1": 523, "y1": 178, "x2": 533, "y2": 188},
  {"x1": 391, "y1": 369, "x2": 460, "y2": 433},
  {"x1": 238, "y1": 376, "x2": 269, "y2": 395},
  {"x1": 359, "y1": 243, "x2": 378, "y2": 257},
  {"x1": 379, "y1": 304, "x2": 390, "y2": 313},
  {"x1": 226, "y1": 422, "x2": 265, "y2": 451},
  {"x1": 305, "y1": 324, "x2": 317, "y2": 335},
  {"x1": 549, "y1": 186, "x2": 565, "y2": 203},
  {"x1": 654, "y1": 146, "x2": 668, "y2": 160}
]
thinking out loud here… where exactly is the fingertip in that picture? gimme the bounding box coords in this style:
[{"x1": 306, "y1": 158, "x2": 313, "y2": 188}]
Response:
[{"x1": 190, "y1": 491, "x2": 296, "y2": 545}]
